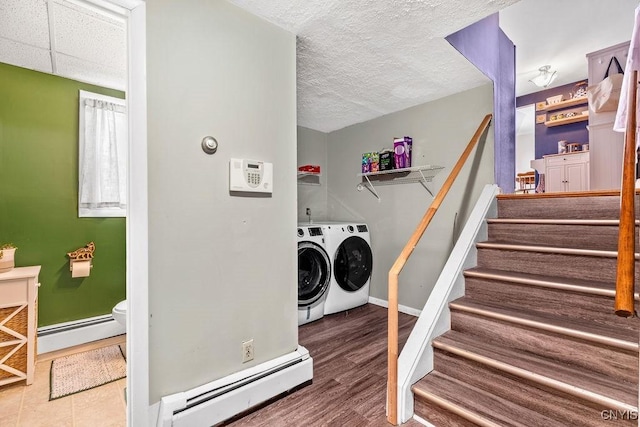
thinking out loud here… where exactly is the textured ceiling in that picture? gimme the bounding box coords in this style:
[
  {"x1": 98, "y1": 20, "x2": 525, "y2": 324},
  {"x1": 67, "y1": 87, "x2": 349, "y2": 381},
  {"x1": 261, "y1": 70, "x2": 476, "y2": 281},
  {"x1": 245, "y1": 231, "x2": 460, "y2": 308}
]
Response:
[
  {"x1": 500, "y1": 0, "x2": 637, "y2": 96},
  {"x1": 228, "y1": 0, "x2": 519, "y2": 132},
  {"x1": 3, "y1": 0, "x2": 635, "y2": 133},
  {"x1": 0, "y1": 0, "x2": 126, "y2": 91}
]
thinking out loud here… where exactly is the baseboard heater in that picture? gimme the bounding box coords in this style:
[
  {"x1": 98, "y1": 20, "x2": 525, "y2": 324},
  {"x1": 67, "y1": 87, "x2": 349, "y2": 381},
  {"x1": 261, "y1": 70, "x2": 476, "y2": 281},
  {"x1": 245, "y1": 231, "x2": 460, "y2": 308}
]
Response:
[
  {"x1": 37, "y1": 314, "x2": 125, "y2": 354},
  {"x1": 38, "y1": 315, "x2": 114, "y2": 336},
  {"x1": 156, "y1": 346, "x2": 313, "y2": 427}
]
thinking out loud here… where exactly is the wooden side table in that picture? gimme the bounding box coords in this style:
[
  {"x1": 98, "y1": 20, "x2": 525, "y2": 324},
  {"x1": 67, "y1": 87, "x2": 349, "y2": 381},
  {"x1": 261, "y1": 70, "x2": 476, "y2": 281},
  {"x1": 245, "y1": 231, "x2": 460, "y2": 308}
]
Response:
[{"x1": 0, "y1": 266, "x2": 41, "y2": 386}]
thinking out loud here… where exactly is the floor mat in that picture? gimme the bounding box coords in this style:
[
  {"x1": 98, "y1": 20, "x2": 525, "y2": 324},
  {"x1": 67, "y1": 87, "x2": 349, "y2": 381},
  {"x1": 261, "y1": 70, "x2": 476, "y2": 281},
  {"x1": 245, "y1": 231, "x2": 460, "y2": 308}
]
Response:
[{"x1": 49, "y1": 344, "x2": 126, "y2": 400}]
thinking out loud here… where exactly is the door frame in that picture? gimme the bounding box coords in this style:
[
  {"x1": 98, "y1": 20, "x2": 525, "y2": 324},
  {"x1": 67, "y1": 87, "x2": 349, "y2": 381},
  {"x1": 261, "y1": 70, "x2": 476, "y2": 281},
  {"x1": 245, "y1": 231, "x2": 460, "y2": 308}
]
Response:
[
  {"x1": 89, "y1": 0, "x2": 149, "y2": 425},
  {"x1": 124, "y1": 2, "x2": 149, "y2": 426}
]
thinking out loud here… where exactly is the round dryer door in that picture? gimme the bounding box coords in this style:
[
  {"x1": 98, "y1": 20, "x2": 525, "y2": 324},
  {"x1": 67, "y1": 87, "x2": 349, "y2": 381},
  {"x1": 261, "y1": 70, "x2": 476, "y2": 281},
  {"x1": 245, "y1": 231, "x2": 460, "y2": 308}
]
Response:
[
  {"x1": 333, "y1": 236, "x2": 373, "y2": 292},
  {"x1": 298, "y1": 241, "x2": 331, "y2": 307}
]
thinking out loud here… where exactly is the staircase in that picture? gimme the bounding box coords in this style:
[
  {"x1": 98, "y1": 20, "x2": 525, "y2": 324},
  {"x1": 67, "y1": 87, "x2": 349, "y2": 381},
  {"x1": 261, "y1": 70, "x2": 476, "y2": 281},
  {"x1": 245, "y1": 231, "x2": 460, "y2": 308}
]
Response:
[{"x1": 412, "y1": 192, "x2": 640, "y2": 426}]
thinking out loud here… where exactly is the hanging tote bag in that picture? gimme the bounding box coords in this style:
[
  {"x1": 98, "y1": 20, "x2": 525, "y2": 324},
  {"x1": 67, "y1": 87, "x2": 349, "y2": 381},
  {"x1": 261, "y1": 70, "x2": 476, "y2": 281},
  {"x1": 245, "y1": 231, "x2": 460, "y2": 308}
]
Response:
[{"x1": 587, "y1": 56, "x2": 625, "y2": 113}]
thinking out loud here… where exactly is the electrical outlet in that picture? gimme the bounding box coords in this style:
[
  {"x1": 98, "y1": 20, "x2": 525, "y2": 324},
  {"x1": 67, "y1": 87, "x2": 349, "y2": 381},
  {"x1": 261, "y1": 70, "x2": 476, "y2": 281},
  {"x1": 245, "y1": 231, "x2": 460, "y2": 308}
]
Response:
[
  {"x1": 242, "y1": 339, "x2": 254, "y2": 363},
  {"x1": 306, "y1": 208, "x2": 311, "y2": 216}
]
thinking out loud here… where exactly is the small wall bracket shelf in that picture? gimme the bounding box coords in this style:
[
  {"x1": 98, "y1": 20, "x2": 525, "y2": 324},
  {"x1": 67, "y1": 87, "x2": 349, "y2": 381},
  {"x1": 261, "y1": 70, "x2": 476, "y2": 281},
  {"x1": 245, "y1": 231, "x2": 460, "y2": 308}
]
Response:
[
  {"x1": 297, "y1": 171, "x2": 321, "y2": 186},
  {"x1": 356, "y1": 165, "x2": 444, "y2": 200},
  {"x1": 544, "y1": 114, "x2": 589, "y2": 127},
  {"x1": 536, "y1": 96, "x2": 589, "y2": 127},
  {"x1": 537, "y1": 97, "x2": 588, "y2": 112}
]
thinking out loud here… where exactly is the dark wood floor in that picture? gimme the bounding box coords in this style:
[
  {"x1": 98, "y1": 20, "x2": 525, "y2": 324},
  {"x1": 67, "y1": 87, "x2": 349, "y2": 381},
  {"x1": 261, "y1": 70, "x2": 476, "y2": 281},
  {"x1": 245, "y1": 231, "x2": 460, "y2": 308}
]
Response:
[{"x1": 226, "y1": 304, "x2": 420, "y2": 426}]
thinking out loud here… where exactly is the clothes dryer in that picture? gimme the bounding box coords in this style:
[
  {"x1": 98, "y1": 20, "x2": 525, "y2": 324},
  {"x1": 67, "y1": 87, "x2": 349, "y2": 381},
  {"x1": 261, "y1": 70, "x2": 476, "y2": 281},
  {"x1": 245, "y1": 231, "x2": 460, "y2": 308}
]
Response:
[
  {"x1": 297, "y1": 225, "x2": 331, "y2": 325},
  {"x1": 316, "y1": 223, "x2": 373, "y2": 315}
]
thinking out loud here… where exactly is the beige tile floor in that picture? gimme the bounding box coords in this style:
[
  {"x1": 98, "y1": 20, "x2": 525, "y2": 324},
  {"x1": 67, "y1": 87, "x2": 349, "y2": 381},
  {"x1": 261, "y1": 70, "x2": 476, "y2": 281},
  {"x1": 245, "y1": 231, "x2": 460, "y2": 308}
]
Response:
[{"x1": 0, "y1": 335, "x2": 127, "y2": 427}]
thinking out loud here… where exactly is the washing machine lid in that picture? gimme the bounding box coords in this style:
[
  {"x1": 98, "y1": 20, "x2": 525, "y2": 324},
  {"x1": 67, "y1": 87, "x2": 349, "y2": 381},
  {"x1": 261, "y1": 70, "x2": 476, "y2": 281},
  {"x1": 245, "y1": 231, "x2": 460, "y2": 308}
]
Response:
[
  {"x1": 333, "y1": 236, "x2": 373, "y2": 292},
  {"x1": 298, "y1": 241, "x2": 331, "y2": 307}
]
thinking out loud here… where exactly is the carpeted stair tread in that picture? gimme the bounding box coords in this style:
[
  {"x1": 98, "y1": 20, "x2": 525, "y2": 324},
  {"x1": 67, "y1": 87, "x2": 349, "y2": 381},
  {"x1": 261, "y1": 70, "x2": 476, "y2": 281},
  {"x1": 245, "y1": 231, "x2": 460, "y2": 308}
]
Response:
[
  {"x1": 412, "y1": 371, "x2": 559, "y2": 427},
  {"x1": 433, "y1": 330, "x2": 638, "y2": 409},
  {"x1": 449, "y1": 297, "x2": 638, "y2": 349},
  {"x1": 463, "y1": 267, "x2": 629, "y2": 297}
]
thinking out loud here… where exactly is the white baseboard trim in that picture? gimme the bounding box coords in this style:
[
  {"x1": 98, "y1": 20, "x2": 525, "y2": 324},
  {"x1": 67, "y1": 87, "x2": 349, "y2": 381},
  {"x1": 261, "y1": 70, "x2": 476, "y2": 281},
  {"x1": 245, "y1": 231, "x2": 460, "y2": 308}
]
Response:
[
  {"x1": 157, "y1": 346, "x2": 313, "y2": 427},
  {"x1": 37, "y1": 314, "x2": 126, "y2": 354},
  {"x1": 413, "y1": 414, "x2": 435, "y2": 426},
  {"x1": 368, "y1": 296, "x2": 422, "y2": 317}
]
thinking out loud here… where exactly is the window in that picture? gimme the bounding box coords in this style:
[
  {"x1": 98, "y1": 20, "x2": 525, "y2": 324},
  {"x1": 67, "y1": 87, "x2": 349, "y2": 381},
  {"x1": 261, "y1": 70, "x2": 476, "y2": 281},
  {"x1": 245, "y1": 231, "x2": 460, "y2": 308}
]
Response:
[{"x1": 78, "y1": 90, "x2": 127, "y2": 217}]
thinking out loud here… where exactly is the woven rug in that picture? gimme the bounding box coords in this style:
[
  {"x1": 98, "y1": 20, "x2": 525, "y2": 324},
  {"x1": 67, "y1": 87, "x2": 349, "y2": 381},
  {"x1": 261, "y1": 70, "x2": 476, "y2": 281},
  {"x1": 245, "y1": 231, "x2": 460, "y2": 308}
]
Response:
[{"x1": 49, "y1": 344, "x2": 126, "y2": 400}]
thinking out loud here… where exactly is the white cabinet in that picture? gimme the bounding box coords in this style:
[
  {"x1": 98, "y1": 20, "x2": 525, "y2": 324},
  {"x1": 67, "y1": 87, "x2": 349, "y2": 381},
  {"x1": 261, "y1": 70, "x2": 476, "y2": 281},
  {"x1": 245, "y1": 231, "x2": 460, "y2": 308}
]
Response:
[
  {"x1": 0, "y1": 266, "x2": 40, "y2": 387},
  {"x1": 589, "y1": 122, "x2": 624, "y2": 190},
  {"x1": 544, "y1": 152, "x2": 590, "y2": 193},
  {"x1": 586, "y1": 41, "x2": 629, "y2": 190}
]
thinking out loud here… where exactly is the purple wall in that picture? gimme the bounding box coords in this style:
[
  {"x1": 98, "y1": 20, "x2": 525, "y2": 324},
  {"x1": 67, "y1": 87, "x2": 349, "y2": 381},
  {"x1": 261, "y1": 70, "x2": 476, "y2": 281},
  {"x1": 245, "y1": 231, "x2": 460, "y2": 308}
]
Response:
[
  {"x1": 447, "y1": 14, "x2": 516, "y2": 193},
  {"x1": 516, "y1": 81, "x2": 589, "y2": 159}
]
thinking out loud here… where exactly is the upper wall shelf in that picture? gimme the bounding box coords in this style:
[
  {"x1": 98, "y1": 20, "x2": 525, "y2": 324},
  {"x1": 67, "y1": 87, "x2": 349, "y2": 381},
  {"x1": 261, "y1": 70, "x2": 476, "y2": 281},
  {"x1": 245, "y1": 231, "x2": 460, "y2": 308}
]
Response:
[
  {"x1": 544, "y1": 114, "x2": 589, "y2": 127},
  {"x1": 538, "y1": 97, "x2": 588, "y2": 112},
  {"x1": 356, "y1": 165, "x2": 444, "y2": 200}
]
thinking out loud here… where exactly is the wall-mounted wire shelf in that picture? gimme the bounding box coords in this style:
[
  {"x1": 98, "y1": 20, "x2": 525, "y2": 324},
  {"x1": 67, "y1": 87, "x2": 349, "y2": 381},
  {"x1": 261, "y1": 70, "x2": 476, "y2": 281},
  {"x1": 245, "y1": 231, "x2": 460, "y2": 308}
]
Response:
[{"x1": 356, "y1": 165, "x2": 444, "y2": 200}]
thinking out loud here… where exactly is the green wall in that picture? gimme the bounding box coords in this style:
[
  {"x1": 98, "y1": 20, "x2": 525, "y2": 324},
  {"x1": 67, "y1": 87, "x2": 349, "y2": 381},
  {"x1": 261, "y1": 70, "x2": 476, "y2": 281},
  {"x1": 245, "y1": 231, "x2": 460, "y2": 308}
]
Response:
[{"x1": 0, "y1": 62, "x2": 126, "y2": 327}]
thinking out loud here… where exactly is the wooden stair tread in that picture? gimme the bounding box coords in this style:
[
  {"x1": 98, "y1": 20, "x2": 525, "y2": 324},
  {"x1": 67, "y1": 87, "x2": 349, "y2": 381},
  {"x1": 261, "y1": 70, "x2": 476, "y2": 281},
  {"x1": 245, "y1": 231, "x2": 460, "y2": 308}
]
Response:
[
  {"x1": 497, "y1": 190, "x2": 640, "y2": 200},
  {"x1": 476, "y1": 241, "x2": 636, "y2": 258},
  {"x1": 433, "y1": 331, "x2": 638, "y2": 409},
  {"x1": 412, "y1": 371, "x2": 559, "y2": 427},
  {"x1": 450, "y1": 297, "x2": 638, "y2": 349},
  {"x1": 487, "y1": 218, "x2": 633, "y2": 225},
  {"x1": 464, "y1": 267, "x2": 640, "y2": 299},
  {"x1": 411, "y1": 192, "x2": 640, "y2": 426}
]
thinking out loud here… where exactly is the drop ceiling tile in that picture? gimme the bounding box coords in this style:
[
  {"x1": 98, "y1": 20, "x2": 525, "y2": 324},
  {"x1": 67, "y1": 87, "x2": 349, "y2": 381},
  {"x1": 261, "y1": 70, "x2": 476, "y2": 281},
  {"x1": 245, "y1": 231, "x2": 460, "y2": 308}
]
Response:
[
  {"x1": 52, "y1": 0, "x2": 126, "y2": 71},
  {"x1": 0, "y1": 38, "x2": 52, "y2": 74},
  {"x1": 56, "y1": 53, "x2": 125, "y2": 91},
  {"x1": 0, "y1": 0, "x2": 50, "y2": 48}
]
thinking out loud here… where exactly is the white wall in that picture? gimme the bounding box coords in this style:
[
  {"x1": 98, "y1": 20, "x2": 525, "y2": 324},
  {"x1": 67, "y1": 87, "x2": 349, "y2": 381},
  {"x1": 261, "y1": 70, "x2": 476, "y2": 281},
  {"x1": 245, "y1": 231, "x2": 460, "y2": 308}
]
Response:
[
  {"x1": 326, "y1": 84, "x2": 495, "y2": 310},
  {"x1": 297, "y1": 126, "x2": 328, "y2": 223},
  {"x1": 515, "y1": 104, "x2": 535, "y2": 177},
  {"x1": 146, "y1": 0, "x2": 297, "y2": 403}
]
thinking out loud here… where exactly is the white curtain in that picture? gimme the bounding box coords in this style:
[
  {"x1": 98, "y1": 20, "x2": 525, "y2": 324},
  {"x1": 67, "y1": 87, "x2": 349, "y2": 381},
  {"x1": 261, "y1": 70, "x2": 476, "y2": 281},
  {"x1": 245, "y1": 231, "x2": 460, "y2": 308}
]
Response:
[
  {"x1": 79, "y1": 98, "x2": 127, "y2": 210},
  {"x1": 614, "y1": 4, "x2": 639, "y2": 134}
]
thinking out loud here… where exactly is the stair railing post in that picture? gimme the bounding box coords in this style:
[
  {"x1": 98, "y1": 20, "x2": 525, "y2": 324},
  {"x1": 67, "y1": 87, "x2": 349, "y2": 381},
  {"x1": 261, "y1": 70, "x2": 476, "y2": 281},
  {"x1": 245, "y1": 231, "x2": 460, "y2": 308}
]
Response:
[
  {"x1": 615, "y1": 70, "x2": 638, "y2": 318},
  {"x1": 387, "y1": 271, "x2": 399, "y2": 425}
]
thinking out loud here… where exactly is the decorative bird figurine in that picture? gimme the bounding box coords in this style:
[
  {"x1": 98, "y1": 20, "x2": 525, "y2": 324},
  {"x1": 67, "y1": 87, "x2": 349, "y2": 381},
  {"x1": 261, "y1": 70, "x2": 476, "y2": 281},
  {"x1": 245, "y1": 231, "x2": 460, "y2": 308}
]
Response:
[{"x1": 67, "y1": 242, "x2": 96, "y2": 260}]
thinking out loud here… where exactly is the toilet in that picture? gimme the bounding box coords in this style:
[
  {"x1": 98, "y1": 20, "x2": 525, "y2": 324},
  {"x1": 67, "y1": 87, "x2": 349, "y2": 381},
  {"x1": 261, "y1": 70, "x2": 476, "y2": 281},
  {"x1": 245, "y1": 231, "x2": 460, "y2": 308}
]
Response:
[{"x1": 112, "y1": 300, "x2": 127, "y2": 326}]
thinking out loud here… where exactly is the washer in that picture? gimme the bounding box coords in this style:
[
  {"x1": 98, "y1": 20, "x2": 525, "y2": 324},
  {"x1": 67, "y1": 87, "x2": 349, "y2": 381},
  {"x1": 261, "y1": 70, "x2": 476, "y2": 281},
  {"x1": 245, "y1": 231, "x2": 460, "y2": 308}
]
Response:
[
  {"x1": 297, "y1": 225, "x2": 331, "y2": 325},
  {"x1": 317, "y1": 223, "x2": 373, "y2": 315}
]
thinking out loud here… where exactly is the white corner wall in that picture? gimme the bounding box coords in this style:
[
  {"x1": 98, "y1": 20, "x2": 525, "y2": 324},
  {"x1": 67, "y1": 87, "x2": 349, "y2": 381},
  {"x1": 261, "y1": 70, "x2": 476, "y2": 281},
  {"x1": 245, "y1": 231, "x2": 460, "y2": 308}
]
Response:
[
  {"x1": 297, "y1": 126, "x2": 328, "y2": 223},
  {"x1": 326, "y1": 84, "x2": 495, "y2": 310},
  {"x1": 146, "y1": 0, "x2": 297, "y2": 404}
]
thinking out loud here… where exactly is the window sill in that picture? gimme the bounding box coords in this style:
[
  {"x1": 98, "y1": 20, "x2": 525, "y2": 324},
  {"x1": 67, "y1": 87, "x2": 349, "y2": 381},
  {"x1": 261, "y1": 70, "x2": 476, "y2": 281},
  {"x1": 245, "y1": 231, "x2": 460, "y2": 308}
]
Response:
[{"x1": 79, "y1": 208, "x2": 126, "y2": 218}]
